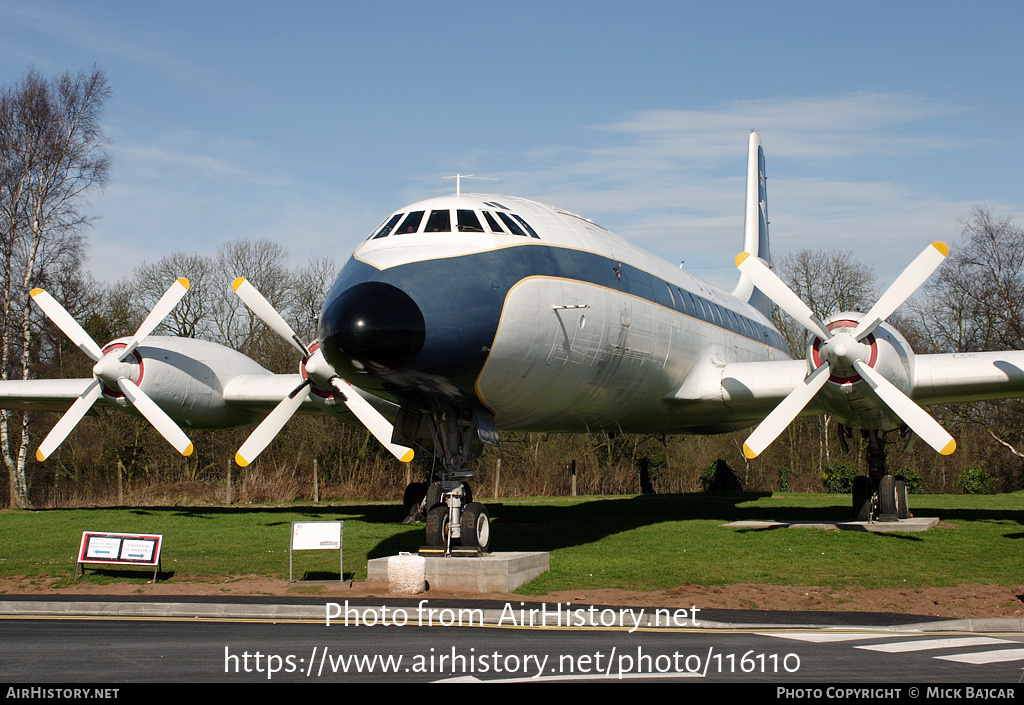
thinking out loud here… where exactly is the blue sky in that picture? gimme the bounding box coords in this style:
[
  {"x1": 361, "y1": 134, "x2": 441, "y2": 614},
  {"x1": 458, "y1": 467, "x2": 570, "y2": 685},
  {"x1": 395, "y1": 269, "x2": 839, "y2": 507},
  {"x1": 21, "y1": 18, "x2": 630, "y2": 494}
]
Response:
[{"x1": 2, "y1": 1, "x2": 1022, "y2": 291}]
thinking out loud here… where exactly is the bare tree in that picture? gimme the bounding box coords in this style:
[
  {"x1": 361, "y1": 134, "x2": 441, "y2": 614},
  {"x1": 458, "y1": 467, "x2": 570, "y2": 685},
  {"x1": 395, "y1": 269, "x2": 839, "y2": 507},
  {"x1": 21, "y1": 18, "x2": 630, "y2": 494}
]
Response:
[
  {"x1": 132, "y1": 251, "x2": 215, "y2": 339},
  {"x1": 0, "y1": 67, "x2": 110, "y2": 508},
  {"x1": 914, "y1": 207, "x2": 1024, "y2": 486},
  {"x1": 212, "y1": 238, "x2": 294, "y2": 370},
  {"x1": 774, "y1": 249, "x2": 878, "y2": 356},
  {"x1": 292, "y1": 255, "x2": 337, "y2": 343}
]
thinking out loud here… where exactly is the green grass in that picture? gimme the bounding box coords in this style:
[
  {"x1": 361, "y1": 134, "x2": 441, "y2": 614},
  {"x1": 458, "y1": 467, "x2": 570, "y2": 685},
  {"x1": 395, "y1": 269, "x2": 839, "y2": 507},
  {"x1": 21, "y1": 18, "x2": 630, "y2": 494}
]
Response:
[{"x1": 1, "y1": 492, "x2": 1021, "y2": 592}]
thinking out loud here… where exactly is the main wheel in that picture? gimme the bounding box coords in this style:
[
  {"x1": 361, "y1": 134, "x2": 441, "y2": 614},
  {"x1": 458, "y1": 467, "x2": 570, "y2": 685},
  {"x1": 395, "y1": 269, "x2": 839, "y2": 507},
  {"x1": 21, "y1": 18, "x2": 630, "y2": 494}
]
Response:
[
  {"x1": 852, "y1": 475, "x2": 872, "y2": 521},
  {"x1": 459, "y1": 502, "x2": 491, "y2": 553},
  {"x1": 877, "y1": 475, "x2": 897, "y2": 521},
  {"x1": 894, "y1": 475, "x2": 909, "y2": 520},
  {"x1": 424, "y1": 503, "x2": 450, "y2": 547}
]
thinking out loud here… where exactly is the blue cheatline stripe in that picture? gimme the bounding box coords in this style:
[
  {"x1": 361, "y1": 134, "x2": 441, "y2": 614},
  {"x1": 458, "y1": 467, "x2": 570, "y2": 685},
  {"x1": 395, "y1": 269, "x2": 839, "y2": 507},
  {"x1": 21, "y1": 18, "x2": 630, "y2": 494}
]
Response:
[{"x1": 325, "y1": 244, "x2": 790, "y2": 397}]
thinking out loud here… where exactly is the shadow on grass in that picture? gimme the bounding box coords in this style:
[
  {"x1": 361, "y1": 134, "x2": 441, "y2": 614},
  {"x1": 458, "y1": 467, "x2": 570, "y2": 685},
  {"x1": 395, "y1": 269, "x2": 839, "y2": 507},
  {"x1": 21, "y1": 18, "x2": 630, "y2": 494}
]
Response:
[{"x1": 20, "y1": 492, "x2": 1024, "y2": 561}]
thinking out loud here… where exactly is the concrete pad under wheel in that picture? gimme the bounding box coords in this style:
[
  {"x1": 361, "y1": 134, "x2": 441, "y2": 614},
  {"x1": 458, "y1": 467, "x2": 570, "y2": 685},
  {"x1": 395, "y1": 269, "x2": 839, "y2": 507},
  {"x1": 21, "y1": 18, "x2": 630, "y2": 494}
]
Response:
[
  {"x1": 367, "y1": 551, "x2": 550, "y2": 593},
  {"x1": 721, "y1": 517, "x2": 940, "y2": 532}
]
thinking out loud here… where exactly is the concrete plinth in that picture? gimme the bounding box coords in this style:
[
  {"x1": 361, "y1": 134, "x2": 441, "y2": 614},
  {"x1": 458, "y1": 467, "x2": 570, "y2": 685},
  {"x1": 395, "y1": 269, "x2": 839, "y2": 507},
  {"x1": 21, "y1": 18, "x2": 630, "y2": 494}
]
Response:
[
  {"x1": 722, "y1": 517, "x2": 940, "y2": 532},
  {"x1": 367, "y1": 552, "x2": 549, "y2": 594}
]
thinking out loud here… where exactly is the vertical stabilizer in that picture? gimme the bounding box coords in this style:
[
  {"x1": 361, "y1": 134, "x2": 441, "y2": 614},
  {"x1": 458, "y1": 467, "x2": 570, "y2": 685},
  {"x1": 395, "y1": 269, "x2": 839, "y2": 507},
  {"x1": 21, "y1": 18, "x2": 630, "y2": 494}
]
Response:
[{"x1": 731, "y1": 131, "x2": 773, "y2": 319}]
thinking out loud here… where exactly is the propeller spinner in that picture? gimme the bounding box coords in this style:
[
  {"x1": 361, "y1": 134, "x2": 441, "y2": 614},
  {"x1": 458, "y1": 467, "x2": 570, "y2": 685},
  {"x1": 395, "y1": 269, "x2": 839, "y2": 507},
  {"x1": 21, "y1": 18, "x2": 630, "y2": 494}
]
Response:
[
  {"x1": 230, "y1": 277, "x2": 414, "y2": 466},
  {"x1": 31, "y1": 278, "x2": 195, "y2": 460},
  {"x1": 735, "y1": 242, "x2": 955, "y2": 459}
]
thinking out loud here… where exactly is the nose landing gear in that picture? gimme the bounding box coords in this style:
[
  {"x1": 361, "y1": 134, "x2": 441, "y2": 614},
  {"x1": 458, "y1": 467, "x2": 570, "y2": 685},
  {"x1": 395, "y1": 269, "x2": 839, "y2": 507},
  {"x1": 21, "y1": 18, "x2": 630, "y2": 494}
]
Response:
[{"x1": 400, "y1": 409, "x2": 496, "y2": 556}]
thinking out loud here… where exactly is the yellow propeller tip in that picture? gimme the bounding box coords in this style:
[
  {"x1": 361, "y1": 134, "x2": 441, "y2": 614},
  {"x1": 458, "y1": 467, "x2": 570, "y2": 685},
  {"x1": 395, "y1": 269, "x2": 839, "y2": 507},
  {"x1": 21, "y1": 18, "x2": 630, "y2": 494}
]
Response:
[
  {"x1": 931, "y1": 241, "x2": 949, "y2": 257},
  {"x1": 29, "y1": 288, "x2": 44, "y2": 297},
  {"x1": 35, "y1": 449, "x2": 46, "y2": 462},
  {"x1": 735, "y1": 252, "x2": 751, "y2": 267},
  {"x1": 940, "y1": 438, "x2": 956, "y2": 455},
  {"x1": 232, "y1": 277, "x2": 246, "y2": 291},
  {"x1": 742, "y1": 444, "x2": 759, "y2": 460},
  {"x1": 177, "y1": 277, "x2": 190, "y2": 290},
  {"x1": 182, "y1": 443, "x2": 194, "y2": 457},
  {"x1": 234, "y1": 452, "x2": 249, "y2": 467},
  {"x1": 400, "y1": 449, "x2": 415, "y2": 463}
]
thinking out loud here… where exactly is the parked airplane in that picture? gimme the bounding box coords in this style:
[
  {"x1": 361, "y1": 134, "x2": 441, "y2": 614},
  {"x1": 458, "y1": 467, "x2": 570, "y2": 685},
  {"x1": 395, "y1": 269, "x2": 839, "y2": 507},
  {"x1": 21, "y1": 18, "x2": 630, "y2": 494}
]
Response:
[{"x1": 8, "y1": 132, "x2": 1024, "y2": 551}]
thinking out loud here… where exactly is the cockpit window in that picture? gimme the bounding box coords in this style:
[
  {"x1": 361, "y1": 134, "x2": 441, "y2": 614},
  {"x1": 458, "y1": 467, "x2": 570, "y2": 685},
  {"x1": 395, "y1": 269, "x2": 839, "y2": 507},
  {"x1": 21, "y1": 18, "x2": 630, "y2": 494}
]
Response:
[
  {"x1": 371, "y1": 213, "x2": 402, "y2": 239},
  {"x1": 482, "y1": 211, "x2": 504, "y2": 233},
  {"x1": 425, "y1": 210, "x2": 451, "y2": 233},
  {"x1": 512, "y1": 214, "x2": 541, "y2": 239},
  {"x1": 497, "y1": 212, "x2": 527, "y2": 236},
  {"x1": 456, "y1": 210, "x2": 484, "y2": 233},
  {"x1": 395, "y1": 211, "x2": 424, "y2": 234}
]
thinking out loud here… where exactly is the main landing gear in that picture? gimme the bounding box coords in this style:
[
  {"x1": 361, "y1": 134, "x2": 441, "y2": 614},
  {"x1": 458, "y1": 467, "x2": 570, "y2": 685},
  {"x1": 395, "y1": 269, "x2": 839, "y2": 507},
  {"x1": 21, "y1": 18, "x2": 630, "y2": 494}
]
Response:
[{"x1": 850, "y1": 428, "x2": 911, "y2": 522}]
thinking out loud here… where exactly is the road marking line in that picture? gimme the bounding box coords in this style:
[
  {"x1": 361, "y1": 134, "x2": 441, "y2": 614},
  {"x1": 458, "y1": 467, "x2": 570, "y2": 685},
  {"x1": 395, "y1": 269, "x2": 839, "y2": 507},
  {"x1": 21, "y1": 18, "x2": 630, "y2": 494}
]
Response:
[
  {"x1": 856, "y1": 637, "x2": 1010, "y2": 653},
  {"x1": 935, "y1": 648, "x2": 1024, "y2": 664}
]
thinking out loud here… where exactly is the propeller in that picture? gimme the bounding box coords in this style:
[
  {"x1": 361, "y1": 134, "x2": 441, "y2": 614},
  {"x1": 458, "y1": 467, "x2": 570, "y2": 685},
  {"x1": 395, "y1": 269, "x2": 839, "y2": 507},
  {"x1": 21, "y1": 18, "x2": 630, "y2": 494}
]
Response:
[
  {"x1": 31, "y1": 278, "x2": 194, "y2": 460},
  {"x1": 736, "y1": 242, "x2": 955, "y2": 459},
  {"x1": 230, "y1": 277, "x2": 414, "y2": 467}
]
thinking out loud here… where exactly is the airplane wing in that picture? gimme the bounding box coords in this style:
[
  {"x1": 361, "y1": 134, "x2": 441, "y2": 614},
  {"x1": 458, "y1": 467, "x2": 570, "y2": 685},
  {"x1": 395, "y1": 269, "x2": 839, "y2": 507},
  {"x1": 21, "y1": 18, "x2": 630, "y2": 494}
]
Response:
[
  {"x1": 668, "y1": 351, "x2": 1024, "y2": 429},
  {"x1": 912, "y1": 351, "x2": 1024, "y2": 405},
  {"x1": 665, "y1": 357, "x2": 817, "y2": 431},
  {"x1": 0, "y1": 379, "x2": 101, "y2": 413}
]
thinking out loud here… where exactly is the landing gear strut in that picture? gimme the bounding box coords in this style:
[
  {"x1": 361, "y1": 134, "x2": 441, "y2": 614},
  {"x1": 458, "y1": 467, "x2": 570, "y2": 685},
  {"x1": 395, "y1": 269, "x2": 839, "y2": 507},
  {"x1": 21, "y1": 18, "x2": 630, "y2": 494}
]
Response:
[
  {"x1": 399, "y1": 409, "x2": 495, "y2": 554},
  {"x1": 851, "y1": 428, "x2": 910, "y2": 522}
]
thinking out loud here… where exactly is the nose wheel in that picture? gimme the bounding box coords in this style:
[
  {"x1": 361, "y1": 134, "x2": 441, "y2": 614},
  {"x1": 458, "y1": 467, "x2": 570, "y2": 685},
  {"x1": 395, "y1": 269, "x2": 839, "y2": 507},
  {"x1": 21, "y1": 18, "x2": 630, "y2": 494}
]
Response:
[{"x1": 422, "y1": 481, "x2": 491, "y2": 555}]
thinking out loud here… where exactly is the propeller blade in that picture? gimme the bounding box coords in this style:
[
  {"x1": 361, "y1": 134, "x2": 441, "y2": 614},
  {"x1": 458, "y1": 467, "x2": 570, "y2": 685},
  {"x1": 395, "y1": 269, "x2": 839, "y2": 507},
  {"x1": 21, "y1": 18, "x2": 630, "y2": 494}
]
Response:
[
  {"x1": 35, "y1": 380, "x2": 102, "y2": 461},
  {"x1": 852, "y1": 360, "x2": 956, "y2": 455},
  {"x1": 234, "y1": 381, "x2": 312, "y2": 467},
  {"x1": 735, "y1": 252, "x2": 833, "y2": 341},
  {"x1": 30, "y1": 289, "x2": 104, "y2": 362},
  {"x1": 742, "y1": 363, "x2": 831, "y2": 459},
  {"x1": 853, "y1": 242, "x2": 948, "y2": 340},
  {"x1": 233, "y1": 278, "x2": 411, "y2": 462},
  {"x1": 116, "y1": 377, "x2": 194, "y2": 456},
  {"x1": 232, "y1": 277, "x2": 309, "y2": 357},
  {"x1": 334, "y1": 379, "x2": 414, "y2": 463},
  {"x1": 121, "y1": 277, "x2": 190, "y2": 358}
]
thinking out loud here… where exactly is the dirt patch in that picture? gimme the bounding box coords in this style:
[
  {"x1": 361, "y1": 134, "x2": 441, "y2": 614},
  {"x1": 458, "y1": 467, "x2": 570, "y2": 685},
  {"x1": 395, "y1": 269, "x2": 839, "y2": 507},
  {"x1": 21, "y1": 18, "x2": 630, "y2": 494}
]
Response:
[{"x1": 3, "y1": 576, "x2": 1022, "y2": 619}]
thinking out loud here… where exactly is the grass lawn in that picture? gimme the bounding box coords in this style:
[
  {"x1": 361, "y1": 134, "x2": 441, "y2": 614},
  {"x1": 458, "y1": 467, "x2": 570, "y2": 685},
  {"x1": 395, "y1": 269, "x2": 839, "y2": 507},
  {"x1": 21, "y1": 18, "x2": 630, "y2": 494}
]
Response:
[{"x1": 1, "y1": 492, "x2": 1020, "y2": 592}]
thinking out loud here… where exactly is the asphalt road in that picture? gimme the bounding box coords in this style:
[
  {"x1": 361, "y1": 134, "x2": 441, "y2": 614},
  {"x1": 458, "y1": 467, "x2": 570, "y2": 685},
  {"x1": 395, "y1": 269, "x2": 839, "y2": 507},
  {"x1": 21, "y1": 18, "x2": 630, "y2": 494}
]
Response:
[{"x1": 1, "y1": 597, "x2": 1023, "y2": 686}]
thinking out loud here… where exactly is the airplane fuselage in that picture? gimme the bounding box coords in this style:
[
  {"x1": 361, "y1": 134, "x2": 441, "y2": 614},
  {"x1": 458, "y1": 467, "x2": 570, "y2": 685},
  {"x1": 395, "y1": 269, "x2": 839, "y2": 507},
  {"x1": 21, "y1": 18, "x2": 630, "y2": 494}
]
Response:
[{"x1": 319, "y1": 194, "x2": 791, "y2": 436}]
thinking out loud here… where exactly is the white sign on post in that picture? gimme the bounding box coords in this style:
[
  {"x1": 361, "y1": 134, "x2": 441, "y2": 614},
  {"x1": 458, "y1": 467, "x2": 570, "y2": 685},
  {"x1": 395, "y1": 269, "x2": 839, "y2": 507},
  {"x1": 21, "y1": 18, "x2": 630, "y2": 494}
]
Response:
[{"x1": 290, "y1": 521, "x2": 343, "y2": 582}]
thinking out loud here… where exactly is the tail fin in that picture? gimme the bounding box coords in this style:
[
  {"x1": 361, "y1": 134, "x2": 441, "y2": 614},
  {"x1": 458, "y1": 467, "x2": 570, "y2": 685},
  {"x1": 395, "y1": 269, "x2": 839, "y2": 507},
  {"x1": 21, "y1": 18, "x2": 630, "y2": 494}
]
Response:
[{"x1": 731, "y1": 131, "x2": 773, "y2": 319}]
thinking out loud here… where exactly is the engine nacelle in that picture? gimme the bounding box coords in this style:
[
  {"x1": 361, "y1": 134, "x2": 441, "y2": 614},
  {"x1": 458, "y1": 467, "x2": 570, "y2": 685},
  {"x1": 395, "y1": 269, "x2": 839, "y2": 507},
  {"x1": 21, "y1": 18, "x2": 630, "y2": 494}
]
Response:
[
  {"x1": 102, "y1": 336, "x2": 269, "y2": 430},
  {"x1": 807, "y1": 313, "x2": 915, "y2": 432}
]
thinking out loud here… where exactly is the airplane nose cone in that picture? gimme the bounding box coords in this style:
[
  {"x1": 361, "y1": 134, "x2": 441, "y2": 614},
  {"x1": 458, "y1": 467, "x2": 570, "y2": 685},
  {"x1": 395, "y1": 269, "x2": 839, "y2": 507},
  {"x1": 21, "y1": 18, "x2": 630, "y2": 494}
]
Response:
[{"x1": 320, "y1": 281, "x2": 425, "y2": 374}]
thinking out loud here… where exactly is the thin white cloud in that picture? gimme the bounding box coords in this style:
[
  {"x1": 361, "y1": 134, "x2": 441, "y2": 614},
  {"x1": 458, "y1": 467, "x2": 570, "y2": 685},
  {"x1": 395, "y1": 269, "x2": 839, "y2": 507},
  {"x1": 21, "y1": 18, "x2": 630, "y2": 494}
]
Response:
[{"x1": 468, "y1": 94, "x2": 1004, "y2": 291}]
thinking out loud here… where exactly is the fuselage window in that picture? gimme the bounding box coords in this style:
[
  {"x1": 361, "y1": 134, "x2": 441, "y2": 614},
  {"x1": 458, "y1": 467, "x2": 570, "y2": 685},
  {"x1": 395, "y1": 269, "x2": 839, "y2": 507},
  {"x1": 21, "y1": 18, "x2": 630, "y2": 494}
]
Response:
[
  {"x1": 727, "y1": 310, "x2": 741, "y2": 334},
  {"x1": 371, "y1": 213, "x2": 403, "y2": 239},
  {"x1": 694, "y1": 296, "x2": 707, "y2": 321},
  {"x1": 512, "y1": 214, "x2": 541, "y2": 239},
  {"x1": 678, "y1": 288, "x2": 693, "y2": 317},
  {"x1": 457, "y1": 210, "x2": 485, "y2": 233},
  {"x1": 482, "y1": 211, "x2": 505, "y2": 233},
  {"x1": 497, "y1": 212, "x2": 528, "y2": 236},
  {"x1": 425, "y1": 210, "x2": 451, "y2": 233},
  {"x1": 395, "y1": 211, "x2": 424, "y2": 234},
  {"x1": 666, "y1": 283, "x2": 676, "y2": 308}
]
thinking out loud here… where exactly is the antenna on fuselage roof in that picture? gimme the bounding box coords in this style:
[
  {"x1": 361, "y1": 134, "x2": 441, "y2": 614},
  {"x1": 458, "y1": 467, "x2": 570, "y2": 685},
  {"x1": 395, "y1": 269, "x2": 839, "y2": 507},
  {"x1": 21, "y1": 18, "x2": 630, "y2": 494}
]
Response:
[{"x1": 443, "y1": 174, "x2": 498, "y2": 196}]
